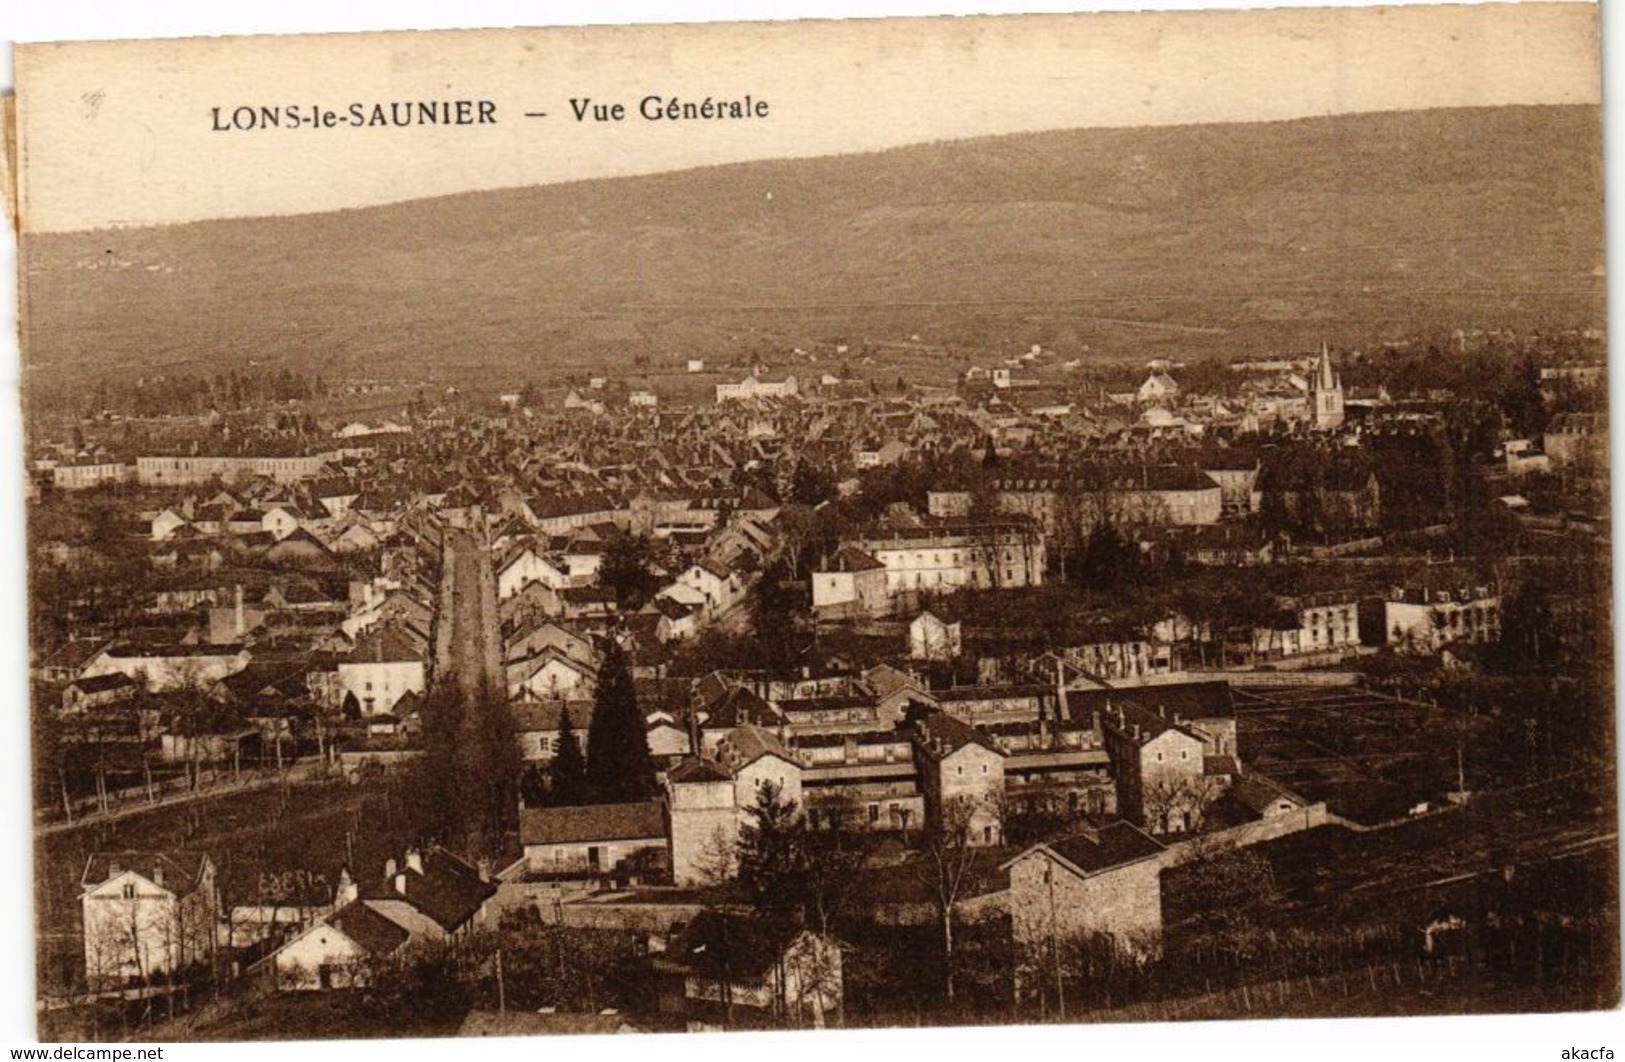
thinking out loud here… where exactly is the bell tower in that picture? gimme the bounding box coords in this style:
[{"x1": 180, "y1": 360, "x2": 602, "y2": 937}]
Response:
[{"x1": 1311, "y1": 341, "x2": 1345, "y2": 429}]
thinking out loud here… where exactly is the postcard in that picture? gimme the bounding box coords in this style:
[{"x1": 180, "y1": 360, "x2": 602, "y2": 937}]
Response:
[{"x1": 7, "y1": 3, "x2": 1615, "y2": 1044}]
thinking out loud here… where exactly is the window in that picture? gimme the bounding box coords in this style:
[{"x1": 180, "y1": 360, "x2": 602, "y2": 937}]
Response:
[
  {"x1": 1155, "y1": 752, "x2": 1164, "y2": 763},
  {"x1": 1180, "y1": 750, "x2": 1188, "y2": 761},
  {"x1": 981, "y1": 764, "x2": 988, "y2": 774},
  {"x1": 121, "y1": 883, "x2": 136, "y2": 900},
  {"x1": 868, "y1": 804, "x2": 880, "y2": 823},
  {"x1": 956, "y1": 765, "x2": 964, "y2": 776}
]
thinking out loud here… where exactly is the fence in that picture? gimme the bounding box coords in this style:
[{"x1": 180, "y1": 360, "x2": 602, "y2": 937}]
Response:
[
  {"x1": 1060, "y1": 953, "x2": 1496, "y2": 1024},
  {"x1": 1225, "y1": 670, "x2": 1363, "y2": 688},
  {"x1": 37, "y1": 759, "x2": 331, "y2": 829}
]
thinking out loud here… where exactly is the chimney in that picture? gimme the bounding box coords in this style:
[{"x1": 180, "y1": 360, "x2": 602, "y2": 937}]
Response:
[
  {"x1": 394, "y1": 872, "x2": 408, "y2": 895},
  {"x1": 384, "y1": 857, "x2": 397, "y2": 878},
  {"x1": 152, "y1": 864, "x2": 165, "y2": 888},
  {"x1": 405, "y1": 848, "x2": 424, "y2": 875},
  {"x1": 477, "y1": 858, "x2": 492, "y2": 883},
  {"x1": 108, "y1": 859, "x2": 123, "y2": 877},
  {"x1": 335, "y1": 867, "x2": 358, "y2": 907},
  {"x1": 234, "y1": 584, "x2": 245, "y2": 638}
]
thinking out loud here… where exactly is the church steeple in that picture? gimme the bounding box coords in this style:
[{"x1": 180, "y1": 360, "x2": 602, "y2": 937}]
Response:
[
  {"x1": 1311, "y1": 340, "x2": 1345, "y2": 429},
  {"x1": 1316, "y1": 341, "x2": 1338, "y2": 390}
]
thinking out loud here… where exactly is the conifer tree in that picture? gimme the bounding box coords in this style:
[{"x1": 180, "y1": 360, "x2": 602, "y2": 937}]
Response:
[
  {"x1": 548, "y1": 707, "x2": 591, "y2": 805},
  {"x1": 737, "y1": 779, "x2": 810, "y2": 916},
  {"x1": 584, "y1": 640, "x2": 656, "y2": 803}
]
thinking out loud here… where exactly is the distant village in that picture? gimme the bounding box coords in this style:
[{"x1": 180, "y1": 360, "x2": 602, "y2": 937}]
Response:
[{"x1": 29, "y1": 327, "x2": 1615, "y2": 1036}]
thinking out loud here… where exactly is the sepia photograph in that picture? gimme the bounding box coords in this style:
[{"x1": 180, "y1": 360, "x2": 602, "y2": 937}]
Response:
[{"x1": 4, "y1": 1, "x2": 1618, "y2": 1048}]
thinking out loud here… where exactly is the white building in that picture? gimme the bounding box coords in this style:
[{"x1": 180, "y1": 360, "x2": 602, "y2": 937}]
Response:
[
  {"x1": 336, "y1": 625, "x2": 426, "y2": 715},
  {"x1": 715, "y1": 374, "x2": 799, "y2": 403},
  {"x1": 848, "y1": 523, "x2": 1045, "y2": 597},
  {"x1": 53, "y1": 463, "x2": 133, "y2": 490},
  {"x1": 1385, "y1": 578, "x2": 1501, "y2": 654},
  {"x1": 136, "y1": 454, "x2": 331, "y2": 486},
  {"x1": 81, "y1": 852, "x2": 218, "y2": 990}
]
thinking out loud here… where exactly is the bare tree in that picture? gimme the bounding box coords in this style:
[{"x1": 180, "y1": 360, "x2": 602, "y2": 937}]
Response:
[
  {"x1": 694, "y1": 824, "x2": 739, "y2": 888},
  {"x1": 913, "y1": 795, "x2": 985, "y2": 1004},
  {"x1": 1141, "y1": 775, "x2": 1225, "y2": 835}
]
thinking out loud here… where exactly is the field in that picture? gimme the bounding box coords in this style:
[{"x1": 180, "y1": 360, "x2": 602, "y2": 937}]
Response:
[{"x1": 1234, "y1": 683, "x2": 1509, "y2": 824}]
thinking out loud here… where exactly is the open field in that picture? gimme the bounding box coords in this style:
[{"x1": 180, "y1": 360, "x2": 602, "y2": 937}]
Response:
[{"x1": 1235, "y1": 683, "x2": 1511, "y2": 824}]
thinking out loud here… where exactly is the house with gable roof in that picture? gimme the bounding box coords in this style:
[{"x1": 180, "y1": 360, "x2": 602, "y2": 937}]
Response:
[
  {"x1": 81, "y1": 852, "x2": 219, "y2": 990},
  {"x1": 519, "y1": 800, "x2": 668, "y2": 879},
  {"x1": 269, "y1": 900, "x2": 409, "y2": 991},
  {"x1": 812, "y1": 545, "x2": 889, "y2": 616},
  {"x1": 357, "y1": 846, "x2": 498, "y2": 944},
  {"x1": 336, "y1": 622, "x2": 426, "y2": 716},
  {"x1": 913, "y1": 711, "x2": 1006, "y2": 846},
  {"x1": 1003, "y1": 821, "x2": 1168, "y2": 982}
]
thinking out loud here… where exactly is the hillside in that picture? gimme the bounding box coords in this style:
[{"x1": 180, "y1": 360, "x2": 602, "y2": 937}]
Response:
[{"x1": 19, "y1": 105, "x2": 1605, "y2": 399}]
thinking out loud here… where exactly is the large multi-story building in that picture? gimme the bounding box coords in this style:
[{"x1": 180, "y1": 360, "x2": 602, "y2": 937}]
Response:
[
  {"x1": 928, "y1": 466, "x2": 1222, "y2": 537},
  {"x1": 1385, "y1": 572, "x2": 1502, "y2": 654},
  {"x1": 715, "y1": 374, "x2": 799, "y2": 403},
  {"x1": 136, "y1": 454, "x2": 333, "y2": 486},
  {"x1": 845, "y1": 522, "x2": 1045, "y2": 598},
  {"x1": 51, "y1": 462, "x2": 133, "y2": 491}
]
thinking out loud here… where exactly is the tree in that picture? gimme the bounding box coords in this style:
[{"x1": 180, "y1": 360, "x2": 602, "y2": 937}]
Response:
[
  {"x1": 736, "y1": 779, "x2": 810, "y2": 916},
  {"x1": 519, "y1": 763, "x2": 548, "y2": 808},
  {"x1": 915, "y1": 795, "x2": 985, "y2": 1005},
  {"x1": 789, "y1": 460, "x2": 836, "y2": 506},
  {"x1": 600, "y1": 534, "x2": 658, "y2": 611},
  {"x1": 800, "y1": 796, "x2": 878, "y2": 935},
  {"x1": 547, "y1": 707, "x2": 590, "y2": 805},
  {"x1": 584, "y1": 640, "x2": 657, "y2": 803},
  {"x1": 751, "y1": 557, "x2": 803, "y2": 672},
  {"x1": 1141, "y1": 775, "x2": 1225, "y2": 835},
  {"x1": 1075, "y1": 522, "x2": 1142, "y2": 593},
  {"x1": 981, "y1": 435, "x2": 1000, "y2": 468},
  {"x1": 694, "y1": 824, "x2": 740, "y2": 888},
  {"x1": 1500, "y1": 353, "x2": 1549, "y2": 439}
]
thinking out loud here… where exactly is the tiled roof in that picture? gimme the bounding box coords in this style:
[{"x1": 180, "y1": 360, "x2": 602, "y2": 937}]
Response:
[
  {"x1": 1065, "y1": 680, "x2": 1233, "y2": 725},
  {"x1": 329, "y1": 900, "x2": 410, "y2": 957},
  {"x1": 661, "y1": 910, "x2": 801, "y2": 980},
  {"x1": 519, "y1": 800, "x2": 666, "y2": 846},
  {"x1": 1030, "y1": 822, "x2": 1165, "y2": 877},
  {"x1": 913, "y1": 710, "x2": 1002, "y2": 758},
  {"x1": 717, "y1": 723, "x2": 793, "y2": 768},
  {"x1": 362, "y1": 848, "x2": 496, "y2": 933},
  {"x1": 83, "y1": 851, "x2": 211, "y2": 895},
  {"x1": 667, "y1": 756, "x2": 733, "y2": 785}
]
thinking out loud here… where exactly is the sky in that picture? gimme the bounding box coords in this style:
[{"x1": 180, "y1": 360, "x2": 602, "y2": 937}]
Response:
[{"x1": 11, "y1": 2, "x2": 1601, "y2": 232}]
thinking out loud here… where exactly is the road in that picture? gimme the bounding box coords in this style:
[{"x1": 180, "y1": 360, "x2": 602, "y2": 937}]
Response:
[{"x1": 432, "y1": 526, "x2": 505, "y2": 704}]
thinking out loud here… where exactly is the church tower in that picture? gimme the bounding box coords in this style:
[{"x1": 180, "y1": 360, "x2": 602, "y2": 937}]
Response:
[{"x1": 1311, "y1": 341, "x2": 1345, "y2": 429}]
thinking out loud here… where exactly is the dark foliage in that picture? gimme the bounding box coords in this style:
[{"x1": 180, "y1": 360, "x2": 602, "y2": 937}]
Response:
[{"x1": 584, "y1": 640, "x2": 656, "y2": 803}]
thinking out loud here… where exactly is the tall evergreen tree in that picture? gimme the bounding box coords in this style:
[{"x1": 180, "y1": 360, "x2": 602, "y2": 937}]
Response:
[
  {"x1": 736, "y1": 779, "x2": 810, "y2": 917},
  {"x1": 585, "y1": 640, "x2": 656, "y2": 803},
  {"x1": 548, "y1": 707, "x2": 591, "y2": 805}
]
